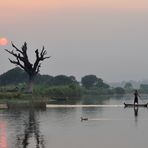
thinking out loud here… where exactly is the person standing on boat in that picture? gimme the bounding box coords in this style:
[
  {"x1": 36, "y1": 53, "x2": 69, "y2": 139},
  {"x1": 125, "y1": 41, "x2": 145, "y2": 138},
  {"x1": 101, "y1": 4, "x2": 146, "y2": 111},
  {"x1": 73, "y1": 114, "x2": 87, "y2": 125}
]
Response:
[{"x1": 134, "y1": 90, "x2": 139, "y2": 105}]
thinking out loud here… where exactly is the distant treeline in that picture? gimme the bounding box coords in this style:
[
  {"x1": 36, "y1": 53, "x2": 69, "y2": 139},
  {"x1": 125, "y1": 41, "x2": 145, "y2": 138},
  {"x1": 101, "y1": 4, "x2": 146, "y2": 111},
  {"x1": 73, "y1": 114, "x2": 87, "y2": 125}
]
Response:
[
  {"x1": 0, "y1": 67, "x2": 148, "y2": 99},
  {"x1": 0, "y1": 67, "x2": 76, "y2": 86}
]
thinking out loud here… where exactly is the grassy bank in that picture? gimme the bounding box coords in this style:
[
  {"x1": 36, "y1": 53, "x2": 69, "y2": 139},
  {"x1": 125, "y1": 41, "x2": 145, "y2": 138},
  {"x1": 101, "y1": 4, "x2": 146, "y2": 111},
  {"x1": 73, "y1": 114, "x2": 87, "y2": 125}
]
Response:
[
  {"x1": 0, "y1": 84, "x2": 128, "y2": 103},
  {"x1": 0, "y1": 84, "x2": 83, "y2": 103}
]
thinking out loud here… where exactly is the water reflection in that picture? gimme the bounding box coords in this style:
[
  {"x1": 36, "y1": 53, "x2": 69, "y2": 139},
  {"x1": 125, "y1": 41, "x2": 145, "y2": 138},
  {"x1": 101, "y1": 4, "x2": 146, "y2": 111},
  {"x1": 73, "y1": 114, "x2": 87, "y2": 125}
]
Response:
[
  {"x1": 13, "y1": 110, "x2": 45, "y2": 148},
  {"x1": 1, "y1": 95, "x2": 148, "y2": 148},
  {"x1": 134, "y1": 107, "x2": 138, "y2": 117},
  {"x1": 0, "y1": 121, "x2": 7, "y2": 148},
  {"x1": 81, "y1": 95, "x2": 111, "y2": 105},
  {"x1": 134, "y1": 107, "x2": 139, "y2": 124},
  {"x1": 80, "y1": 95, "x2": 111, "y2": 117}
]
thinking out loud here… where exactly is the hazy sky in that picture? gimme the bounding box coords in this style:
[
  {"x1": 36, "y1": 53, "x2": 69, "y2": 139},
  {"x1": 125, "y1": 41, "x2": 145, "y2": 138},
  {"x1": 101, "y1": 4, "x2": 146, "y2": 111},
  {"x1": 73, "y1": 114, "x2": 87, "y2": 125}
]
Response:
[{"x1": 0, "y1": 0, "x2": 148, "y2": 82}]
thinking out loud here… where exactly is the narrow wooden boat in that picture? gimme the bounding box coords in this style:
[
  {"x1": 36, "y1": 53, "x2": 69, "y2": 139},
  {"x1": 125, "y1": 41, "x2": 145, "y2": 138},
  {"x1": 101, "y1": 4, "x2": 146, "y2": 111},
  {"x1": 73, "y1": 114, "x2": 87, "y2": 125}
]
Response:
[{"x1": 124, "y1": 103, "x2": 148, "y2": 108}]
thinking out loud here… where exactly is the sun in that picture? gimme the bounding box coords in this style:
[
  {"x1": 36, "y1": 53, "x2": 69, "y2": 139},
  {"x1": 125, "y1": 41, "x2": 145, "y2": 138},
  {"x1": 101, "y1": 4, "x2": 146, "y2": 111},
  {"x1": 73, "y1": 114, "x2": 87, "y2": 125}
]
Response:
[{"x1": 0, "y1": 38, "x2": 8, "y2": 46}]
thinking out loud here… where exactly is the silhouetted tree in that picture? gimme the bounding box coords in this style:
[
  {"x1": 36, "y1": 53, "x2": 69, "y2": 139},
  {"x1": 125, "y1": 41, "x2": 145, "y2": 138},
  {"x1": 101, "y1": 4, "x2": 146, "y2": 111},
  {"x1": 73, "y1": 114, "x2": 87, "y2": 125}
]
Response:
[
  {"x1": 96, "y1": 78, "x2": 110, "y2": 89},
  {"x1": 16, "y1": 110, "x2": 45, "y2": 148},
  {"x1": 114, "y1": 87, "x2": 125, "y2": 94},
  {"x1": 81, "y1": 75, "x2": 110, "y2": 89},
  {"x1": 51, "y1": 75, "x2": 78, "y2": 86},
  {"x1": 5, "y1": 42, "x2": 50, "y2": 93},
  {"x1": 124, "y1": 82, "x2": 133, "y2": 90},
  {"x1": 81, "y1": 75, "x2": 98, "y2": 89},
  {"x1": 0, "y1": 67, "x2": 27, "y2": 85}
]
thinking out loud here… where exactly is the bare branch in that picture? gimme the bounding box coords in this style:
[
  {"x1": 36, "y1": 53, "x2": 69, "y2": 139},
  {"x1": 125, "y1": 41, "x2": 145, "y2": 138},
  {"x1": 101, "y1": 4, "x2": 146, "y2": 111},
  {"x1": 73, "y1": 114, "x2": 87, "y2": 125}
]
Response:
[
  {"x1": 11, "y1": 42, "x2": 23, "y2": 54},
  {"x1": 6, "y1": 42, "x2": 50, "y2": 80},
  {"x1": 42, "y1": 56, "x2": 51, "y2": 60},
  {"x1": 33, "y1": 47, "x2": 50, "y2": 71},
  {"x1": 5, "y1": 49, "x2": 18, "y2": 58},
  {"x1": 21, "y1": 42, "x2": 27, "y2": 52},
  {"x1": 5, "y1": 42, "x2": 50, "y2": 93},
  {"x1": 8, "y1": 58, "x2": 18, "y2": 65},
  {"x1": 36, "y1": 63, "x2": 41, "y2": 74},
  {"x1": 40, "y1": 47, "x2": 50, "y2": 60},
  {"x1": 40, "y1": 46, "x2": 45, "y2": 56},
  {"x1": 35, "y1": 49, "x2": 39, "y2": 59},
  {"x1": 8, "y1": 58, "x2": 24, "y2": 69}
]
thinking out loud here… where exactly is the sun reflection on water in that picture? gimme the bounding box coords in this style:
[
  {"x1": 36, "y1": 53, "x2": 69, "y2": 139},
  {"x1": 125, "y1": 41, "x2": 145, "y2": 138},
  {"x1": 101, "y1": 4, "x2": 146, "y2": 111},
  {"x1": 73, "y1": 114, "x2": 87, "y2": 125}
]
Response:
[{"x1": 0, "y1": 121, "x2": 7, "y2": 148}]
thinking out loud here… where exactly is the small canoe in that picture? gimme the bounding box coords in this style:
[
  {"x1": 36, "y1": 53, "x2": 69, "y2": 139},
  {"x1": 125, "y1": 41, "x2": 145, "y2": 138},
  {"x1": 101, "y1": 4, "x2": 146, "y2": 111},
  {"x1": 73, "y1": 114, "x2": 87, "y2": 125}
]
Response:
[{"x1": 124, "y1": 103, "x2": 148, "y2": 108}]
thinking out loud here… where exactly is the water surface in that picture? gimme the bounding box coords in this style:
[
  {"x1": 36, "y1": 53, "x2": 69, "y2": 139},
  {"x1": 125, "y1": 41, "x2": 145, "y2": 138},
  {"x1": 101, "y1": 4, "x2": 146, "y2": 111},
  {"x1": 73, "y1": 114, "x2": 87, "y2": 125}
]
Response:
[{"x1": 0, "y1": 95, "x2": 148, "y2": 148}]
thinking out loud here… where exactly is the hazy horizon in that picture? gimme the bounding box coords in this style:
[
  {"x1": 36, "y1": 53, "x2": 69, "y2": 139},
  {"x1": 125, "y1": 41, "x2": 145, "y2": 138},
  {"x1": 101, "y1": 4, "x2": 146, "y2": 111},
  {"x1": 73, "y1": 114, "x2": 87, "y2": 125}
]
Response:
[{"x1": 1, "y1": 0, "x2": 148, "y2": 82}]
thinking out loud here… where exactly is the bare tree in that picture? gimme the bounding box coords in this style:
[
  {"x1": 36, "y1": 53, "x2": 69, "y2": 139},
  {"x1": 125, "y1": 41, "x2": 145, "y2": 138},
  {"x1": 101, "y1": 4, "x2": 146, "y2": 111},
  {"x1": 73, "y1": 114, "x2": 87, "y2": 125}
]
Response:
[{"x1": 5, "y1": 42, "x2": 50, "y2": 93}]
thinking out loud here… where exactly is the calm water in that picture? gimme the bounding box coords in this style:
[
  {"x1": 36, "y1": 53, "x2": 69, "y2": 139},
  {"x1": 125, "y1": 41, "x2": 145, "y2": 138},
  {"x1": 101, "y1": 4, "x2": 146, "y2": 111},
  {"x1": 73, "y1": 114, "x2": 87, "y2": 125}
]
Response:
[{"x1": 0, "y1": 95, "x2": 148, "y2": 148}]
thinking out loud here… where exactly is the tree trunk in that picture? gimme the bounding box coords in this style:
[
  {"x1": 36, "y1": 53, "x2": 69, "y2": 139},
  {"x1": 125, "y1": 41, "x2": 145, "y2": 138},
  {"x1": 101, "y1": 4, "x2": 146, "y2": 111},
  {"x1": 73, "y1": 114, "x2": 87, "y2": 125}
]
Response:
[{"x1": 26, "y1": 76, "x2": 34, "y2": 93}]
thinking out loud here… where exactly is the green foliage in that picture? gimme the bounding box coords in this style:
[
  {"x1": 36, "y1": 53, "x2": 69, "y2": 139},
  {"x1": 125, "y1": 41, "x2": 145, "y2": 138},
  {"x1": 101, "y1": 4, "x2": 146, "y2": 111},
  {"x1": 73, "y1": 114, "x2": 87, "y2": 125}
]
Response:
[
  {"x1": 0, "y1": 67, "x2": 28, "y2": 85},
  {"x1": 140, "y1": 84, "x2": 148, "y2": 90},
  {"x1": 81, "y1": 75, "x2": 98, "y2": 89},
  {"x1": 49, "y1": 85, "x2": 83, "y2": 98},
  {"x1": 0, "y1": 68, "x2": 128, "y2": 99},
  {"x1": 96, "y1": 79, "x2": 110, "y2": 89},
  {"x1": 113, "y1": 87, "x2": 125, "y2": 94},
  {"x1": 0, "y1": 67, "x2": 78, "y2": 86},
  {"x1": 0, "y1": 85, "x2": 20, "y2": 92},
  {"x1": 81, "y1": 75, "x2": 110, "y2": 89},
  {"x1": 83, "y1": 88, "x2": 112, "y2": 95},
  {"x1": 0, "y1": 92, "x2": 21, "y2": 99},
  {"x1": 34, "y1": 84, "x2": 83, "y2": 98},
  {"x1": 124, "y1": 82, "x2": 133, "y2": 89},
  {"x1": 33, "y1": 85, "x2": 50, "y2": 96},
  {"x1": 34, "y1": 74, "x2": 53, "y2": 85},
  {"x1": 124, "y1": 82, "x2": 133, "y2": 93},
  {"x1": 139, "y1": 84, "x2": 148, "y2": 93},
  {"x1": 51, "y1": 75, "x2": 78, "y2": 86}
]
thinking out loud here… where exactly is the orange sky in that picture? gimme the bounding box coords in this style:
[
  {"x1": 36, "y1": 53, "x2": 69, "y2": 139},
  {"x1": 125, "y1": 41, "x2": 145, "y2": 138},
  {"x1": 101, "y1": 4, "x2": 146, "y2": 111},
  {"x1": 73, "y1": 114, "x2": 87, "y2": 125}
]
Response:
[
  {"x1": 1, "y1": 0, "x2": 148, "y2": 23},
  {"x1": 1, "y1": 0, "x2": 148, "y2": 11},
  {"x1": 1, "y1": 1, "x2": 148, "y2": 82}
]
